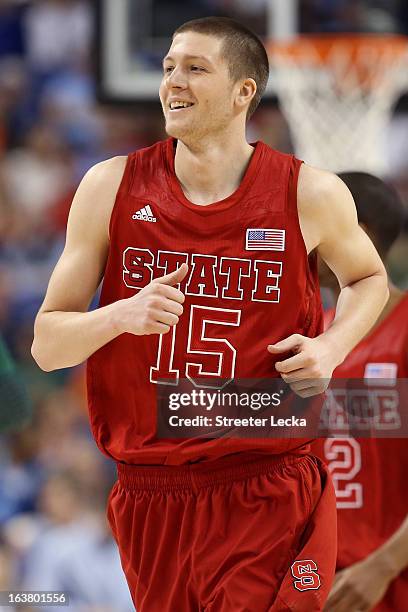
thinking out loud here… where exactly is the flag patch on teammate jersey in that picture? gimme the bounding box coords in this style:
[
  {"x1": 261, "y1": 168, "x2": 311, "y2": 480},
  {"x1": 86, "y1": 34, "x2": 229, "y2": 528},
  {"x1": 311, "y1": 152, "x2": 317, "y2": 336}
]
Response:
[
  {"x1": 364, "y1": 362, "x2": 397, "y2": 385},
  {"x1": 246, "y1": 229, "x2": 285, "y2": 251}
]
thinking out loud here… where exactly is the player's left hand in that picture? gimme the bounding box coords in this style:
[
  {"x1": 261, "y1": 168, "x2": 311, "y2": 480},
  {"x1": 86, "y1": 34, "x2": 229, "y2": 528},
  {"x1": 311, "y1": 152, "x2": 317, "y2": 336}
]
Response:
[
  {"x1": 324, "y1": 555, "x2": 395, "y2": 612},
  {"x1": 267, "y1": 334, "x2": 338, "y2": 397}
]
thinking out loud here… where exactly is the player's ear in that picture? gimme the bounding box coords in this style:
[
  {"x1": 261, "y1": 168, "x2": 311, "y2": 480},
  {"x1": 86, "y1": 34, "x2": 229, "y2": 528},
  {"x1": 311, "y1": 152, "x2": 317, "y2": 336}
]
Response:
[{"x1": 235, "y1": 78, "x2": 256, "y2": 114}]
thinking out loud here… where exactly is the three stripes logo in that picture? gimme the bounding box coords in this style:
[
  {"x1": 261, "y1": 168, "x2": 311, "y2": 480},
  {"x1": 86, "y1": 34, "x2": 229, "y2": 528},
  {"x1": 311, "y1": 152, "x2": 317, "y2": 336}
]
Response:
[{"x1": 132, "y1": 204, "x2": 157, "y2": 223}]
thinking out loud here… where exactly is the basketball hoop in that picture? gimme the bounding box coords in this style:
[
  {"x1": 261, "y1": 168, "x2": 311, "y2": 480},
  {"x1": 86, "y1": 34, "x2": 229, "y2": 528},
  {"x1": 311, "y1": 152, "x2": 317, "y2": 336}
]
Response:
[{"x1": 268, "y1": 35, "x2": 408, "y2": 175}]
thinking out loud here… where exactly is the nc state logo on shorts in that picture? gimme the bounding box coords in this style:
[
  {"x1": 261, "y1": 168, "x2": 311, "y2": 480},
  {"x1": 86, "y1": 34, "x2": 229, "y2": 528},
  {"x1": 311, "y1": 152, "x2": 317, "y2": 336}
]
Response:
[{"x1": 291, "y1": 559, "x2": 321, "y2": 591}]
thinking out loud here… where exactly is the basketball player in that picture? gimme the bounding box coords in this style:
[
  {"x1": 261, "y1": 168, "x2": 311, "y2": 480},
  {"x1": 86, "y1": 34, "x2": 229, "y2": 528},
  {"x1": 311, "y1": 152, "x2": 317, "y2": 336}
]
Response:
[
  {"x1": 32, "y1": 17, "x2": 388, "y2": 611},
  {"x1": 314, "y1": 172, "x2": 408, "y2": 612}
]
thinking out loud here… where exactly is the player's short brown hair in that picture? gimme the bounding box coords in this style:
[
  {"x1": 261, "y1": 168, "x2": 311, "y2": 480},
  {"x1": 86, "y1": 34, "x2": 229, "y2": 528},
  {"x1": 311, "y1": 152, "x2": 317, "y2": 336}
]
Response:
[
  {"x1": 173, "y1": 16, "x2": 269, "y2": 119},
  {"x1": 339, "y1": 172, "x2": 406, "y2": 257}
]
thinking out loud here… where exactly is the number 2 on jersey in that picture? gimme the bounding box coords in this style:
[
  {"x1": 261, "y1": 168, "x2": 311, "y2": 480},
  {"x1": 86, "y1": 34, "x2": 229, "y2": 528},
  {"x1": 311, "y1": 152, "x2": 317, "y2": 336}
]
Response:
[
  {"x1": 324, "y1": 438, "x2": 363, "y2": 508},
  {"x1": 150, "y1": 305, "x2": 241, "y2": 389}
]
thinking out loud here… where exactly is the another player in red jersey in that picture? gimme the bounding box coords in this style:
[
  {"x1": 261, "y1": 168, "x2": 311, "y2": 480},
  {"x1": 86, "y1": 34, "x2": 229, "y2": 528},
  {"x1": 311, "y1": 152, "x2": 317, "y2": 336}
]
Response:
[
  {"x1": 32, "y1": 17, "x2": 388, "y2": 611},
  {"x1": 314, "y1": 172, "x2": 408, "y2": 612}
]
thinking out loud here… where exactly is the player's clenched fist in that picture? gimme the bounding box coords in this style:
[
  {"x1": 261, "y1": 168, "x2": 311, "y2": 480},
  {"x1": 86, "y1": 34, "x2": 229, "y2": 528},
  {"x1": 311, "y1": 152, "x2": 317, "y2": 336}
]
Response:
[
  {"x1": 113, "y1": 263, "x2": 188, "y2": 336},
  {"x1": 267, "y1": 333, "x2": 338, "y2": 397}
]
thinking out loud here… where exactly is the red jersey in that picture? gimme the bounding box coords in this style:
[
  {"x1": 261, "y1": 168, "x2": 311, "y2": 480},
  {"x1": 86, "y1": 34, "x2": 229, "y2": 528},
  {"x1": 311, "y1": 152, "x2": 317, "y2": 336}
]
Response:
[
  {"x1": 87, "y1": 138, "x2": 323, "y2": 465},
  {"x1": 314, "y1": 295, "x2": 408, "y2": 571}
]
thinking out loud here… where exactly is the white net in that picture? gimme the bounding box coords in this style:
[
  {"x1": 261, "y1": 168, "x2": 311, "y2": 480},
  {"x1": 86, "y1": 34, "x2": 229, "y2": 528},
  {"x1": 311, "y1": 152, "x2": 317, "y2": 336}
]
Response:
[{"x1": 269, "y1": 36, "x2": 408, "y2": 176}]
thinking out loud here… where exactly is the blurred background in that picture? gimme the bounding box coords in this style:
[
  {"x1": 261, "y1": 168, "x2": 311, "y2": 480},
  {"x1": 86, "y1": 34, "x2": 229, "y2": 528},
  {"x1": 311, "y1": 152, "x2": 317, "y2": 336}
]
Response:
[{"x1": 0, "y1": 1, "x2": 407, "y2": 610}]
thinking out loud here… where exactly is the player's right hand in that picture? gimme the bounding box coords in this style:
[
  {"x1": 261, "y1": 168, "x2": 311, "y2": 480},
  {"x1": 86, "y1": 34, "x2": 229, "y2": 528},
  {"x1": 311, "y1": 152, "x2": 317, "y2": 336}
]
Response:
[{"x1": 113, "y1": 263, "x2": 188, "y2": 336}]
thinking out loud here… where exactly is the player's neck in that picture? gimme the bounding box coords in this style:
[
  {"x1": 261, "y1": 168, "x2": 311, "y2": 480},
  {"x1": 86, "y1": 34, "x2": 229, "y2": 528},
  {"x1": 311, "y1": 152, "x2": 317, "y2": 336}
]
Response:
[{"x1": 173, "y1": 131, "x2": 255, "y2": 206}]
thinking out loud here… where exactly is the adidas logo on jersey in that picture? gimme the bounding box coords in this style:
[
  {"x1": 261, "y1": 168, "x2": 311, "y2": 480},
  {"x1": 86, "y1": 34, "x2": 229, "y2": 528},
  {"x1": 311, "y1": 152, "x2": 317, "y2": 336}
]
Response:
[{"x1": 132, "y1": 205, "x2": 157, "y2": 222}]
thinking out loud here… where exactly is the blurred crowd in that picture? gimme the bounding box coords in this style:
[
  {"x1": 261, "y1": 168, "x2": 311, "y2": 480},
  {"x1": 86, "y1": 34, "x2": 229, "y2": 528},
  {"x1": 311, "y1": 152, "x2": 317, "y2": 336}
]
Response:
[
  {"x1": 0, "y1": 1, "x2": 161, "y2": 609},
  {"x1": 147, "y1": 0, "x2": 408, "y2": 38},
  {"x1": 0, "y1": 1, "x2": 407, "y2": 610}
]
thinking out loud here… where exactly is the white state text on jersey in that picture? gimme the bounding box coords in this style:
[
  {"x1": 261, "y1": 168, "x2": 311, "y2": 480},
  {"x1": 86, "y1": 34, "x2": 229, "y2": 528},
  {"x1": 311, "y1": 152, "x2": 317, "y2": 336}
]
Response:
[{"x1": 122, "y1": 247, "x2": 282, "y2": 303}]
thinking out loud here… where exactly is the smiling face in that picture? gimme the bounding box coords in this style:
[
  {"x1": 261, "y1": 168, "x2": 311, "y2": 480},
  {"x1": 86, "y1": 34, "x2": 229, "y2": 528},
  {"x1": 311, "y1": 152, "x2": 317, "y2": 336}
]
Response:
[{"x1": 159, "y1": 32, "x2": 239, "y2": 142}]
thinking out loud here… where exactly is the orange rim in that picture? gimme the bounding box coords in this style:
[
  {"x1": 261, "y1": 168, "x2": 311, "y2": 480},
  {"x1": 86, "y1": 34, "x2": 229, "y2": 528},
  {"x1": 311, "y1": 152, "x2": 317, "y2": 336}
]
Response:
[
  {"x1": 267, "y1": 34, "x2": 408, "y2": 90},
  {"x1": 268, "y1": 34, "x2": 408, "y2": 64}
]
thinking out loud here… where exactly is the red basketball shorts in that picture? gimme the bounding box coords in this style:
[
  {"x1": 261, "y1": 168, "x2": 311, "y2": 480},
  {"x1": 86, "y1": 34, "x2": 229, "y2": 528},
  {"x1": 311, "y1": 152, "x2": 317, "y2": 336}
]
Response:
[{"x1": 107, "y1": 452, "x2": 337, "y2": 611}]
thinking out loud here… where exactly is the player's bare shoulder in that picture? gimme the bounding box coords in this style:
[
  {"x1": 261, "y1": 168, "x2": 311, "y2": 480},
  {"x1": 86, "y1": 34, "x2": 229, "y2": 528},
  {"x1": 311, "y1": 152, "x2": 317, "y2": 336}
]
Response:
[
  {"x1": 297, "y1": 163, "x2": 358, "y2": 253},
  {"x1": 69, "y1": 156, "x2": 128, "y2": 244},
  {"x1": 60, "y1": 155, "x2": 128, "y2": 283},
  {"x1": 83, "y1": 155, "x2": 128, "y2": 192},
  {"x1": 35, "y1": 156, "x2": 128, "y2": 318}
]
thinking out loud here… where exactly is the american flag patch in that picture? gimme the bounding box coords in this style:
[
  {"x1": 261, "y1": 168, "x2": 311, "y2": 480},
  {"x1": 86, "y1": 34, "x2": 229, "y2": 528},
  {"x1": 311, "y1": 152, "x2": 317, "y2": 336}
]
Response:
[
  {"x1": 364, "y1": 363, "x2": 397, "y2": 385},
  {"x1": 246, "y1": 229, "x2": 285, "y2": 251}
]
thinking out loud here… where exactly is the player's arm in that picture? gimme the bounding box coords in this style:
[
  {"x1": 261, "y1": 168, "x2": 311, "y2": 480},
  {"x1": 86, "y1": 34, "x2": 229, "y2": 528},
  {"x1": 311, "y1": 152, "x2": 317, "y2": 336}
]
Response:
[
  {"x1": 268, "y1": 165, "x2": 388, "y2": 396},
  {"x1": 325, "y1": 513, "x2": 408, "y2": 612},
  {"x1": 32, "y1": 157, "x2": 188, "y2": 372},
  {"x1": 300, "y1": 165, "x2": 389, "y2": 357}
]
